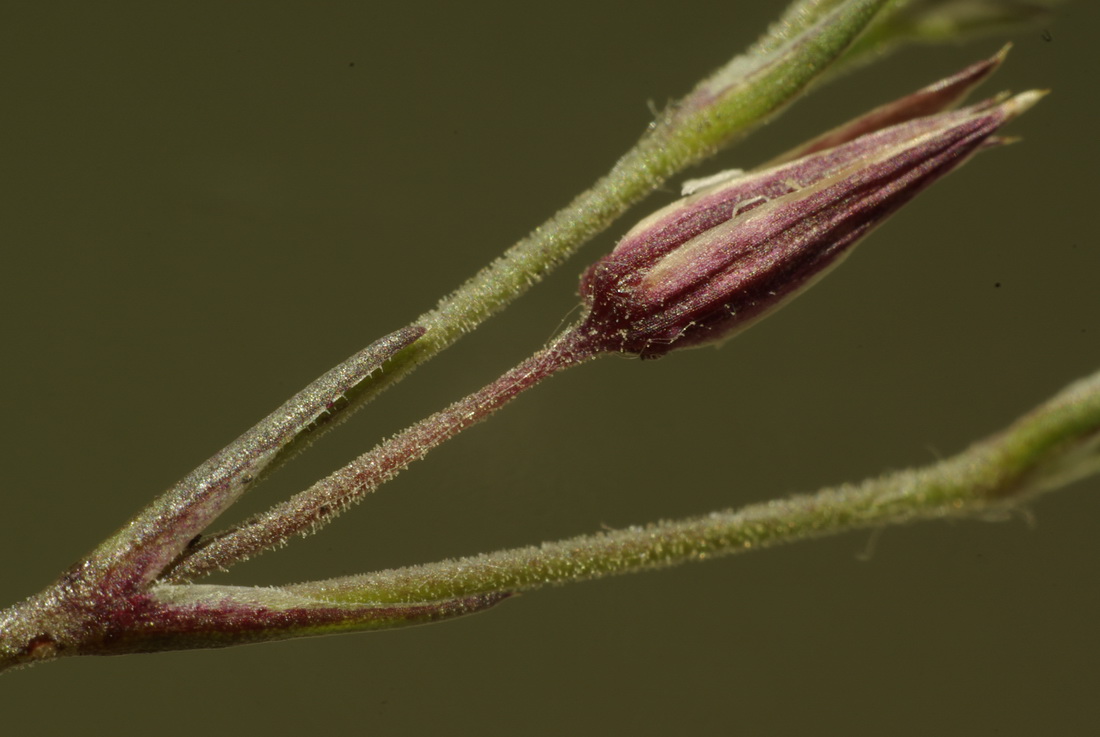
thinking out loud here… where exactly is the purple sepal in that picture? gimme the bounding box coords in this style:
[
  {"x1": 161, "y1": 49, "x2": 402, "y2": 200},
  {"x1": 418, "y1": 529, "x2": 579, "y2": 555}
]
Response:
[
  {"x1": 576, "y1": 59, "x2": 1041, "y2": 359},
  {"x1": 766, "y1": 45, "x2": 1009, "y2": 167}
]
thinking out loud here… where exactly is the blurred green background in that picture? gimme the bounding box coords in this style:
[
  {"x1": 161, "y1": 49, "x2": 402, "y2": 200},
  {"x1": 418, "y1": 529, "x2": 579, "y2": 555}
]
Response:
[{"x1": 2, "y1": 2, "x2": 1096, "y2": 734}]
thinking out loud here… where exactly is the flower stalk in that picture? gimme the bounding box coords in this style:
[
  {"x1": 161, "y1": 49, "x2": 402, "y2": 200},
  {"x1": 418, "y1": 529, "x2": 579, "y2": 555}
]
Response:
[{"x1": 164, "y1": 330, "x2": 597, "y2": 581}]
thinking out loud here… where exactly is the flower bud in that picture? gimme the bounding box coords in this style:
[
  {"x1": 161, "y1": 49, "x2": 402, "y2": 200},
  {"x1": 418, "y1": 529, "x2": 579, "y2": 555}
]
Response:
[{"x1": 575, "y1": 70, "x2": 1042, "y2": 359}]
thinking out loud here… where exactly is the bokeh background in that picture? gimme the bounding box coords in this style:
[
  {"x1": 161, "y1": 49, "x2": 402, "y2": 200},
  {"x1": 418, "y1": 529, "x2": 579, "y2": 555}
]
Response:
[{"x1": 2, "y1": 2, "x2": 1096, "y2": 734}]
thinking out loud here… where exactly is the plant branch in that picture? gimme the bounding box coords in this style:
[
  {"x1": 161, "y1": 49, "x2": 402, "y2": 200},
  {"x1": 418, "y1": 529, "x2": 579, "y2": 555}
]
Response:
[
  {"x1": 283, "y1": 368, "x2": 1100, "y2": 605},
  {"x1": 164, "y1": 330, "x2": 598, "y2": 581},
  {"x1": 79, "y1": 327, "x2": 426, "y2": 595}
]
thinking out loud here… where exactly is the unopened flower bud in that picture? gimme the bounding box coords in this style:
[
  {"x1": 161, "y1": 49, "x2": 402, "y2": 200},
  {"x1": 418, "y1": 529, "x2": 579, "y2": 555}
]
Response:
[{"x1": 575, "y1": 66, "x2": 1042, "y2": 359}]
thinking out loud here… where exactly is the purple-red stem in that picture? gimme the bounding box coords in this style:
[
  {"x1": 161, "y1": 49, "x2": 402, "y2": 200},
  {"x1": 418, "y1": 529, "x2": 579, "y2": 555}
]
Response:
[{"x1": 164, "y1": 328, "x2": 599, "y2": 582}]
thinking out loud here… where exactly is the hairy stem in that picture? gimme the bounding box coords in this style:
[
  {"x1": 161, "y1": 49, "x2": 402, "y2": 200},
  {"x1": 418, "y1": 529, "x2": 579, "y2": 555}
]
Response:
[
  {"x1": 77, "y1": 328, "x2": 426, "y2": 595},
  {"x1": 285, "y1": 369, "x2": 1100, "y2": 604},
  {"x1": 164, "y1": 330, "x2": 599, "y2": 581}
]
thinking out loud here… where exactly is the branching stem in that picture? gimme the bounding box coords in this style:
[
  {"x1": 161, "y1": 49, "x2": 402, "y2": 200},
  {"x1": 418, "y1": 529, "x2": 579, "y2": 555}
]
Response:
[{"x1": 165, "y1": 329, "x2": 599, "y2": 581}]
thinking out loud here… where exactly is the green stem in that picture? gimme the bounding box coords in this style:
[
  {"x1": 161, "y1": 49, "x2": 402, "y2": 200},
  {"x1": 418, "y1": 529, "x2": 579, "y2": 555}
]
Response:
[
  {"x1": 287, "y1": 369, "x2": 1100, "y2": 604},
  {"x1": 164, "y1": 329, "x2": 597, "y2": 581}
]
